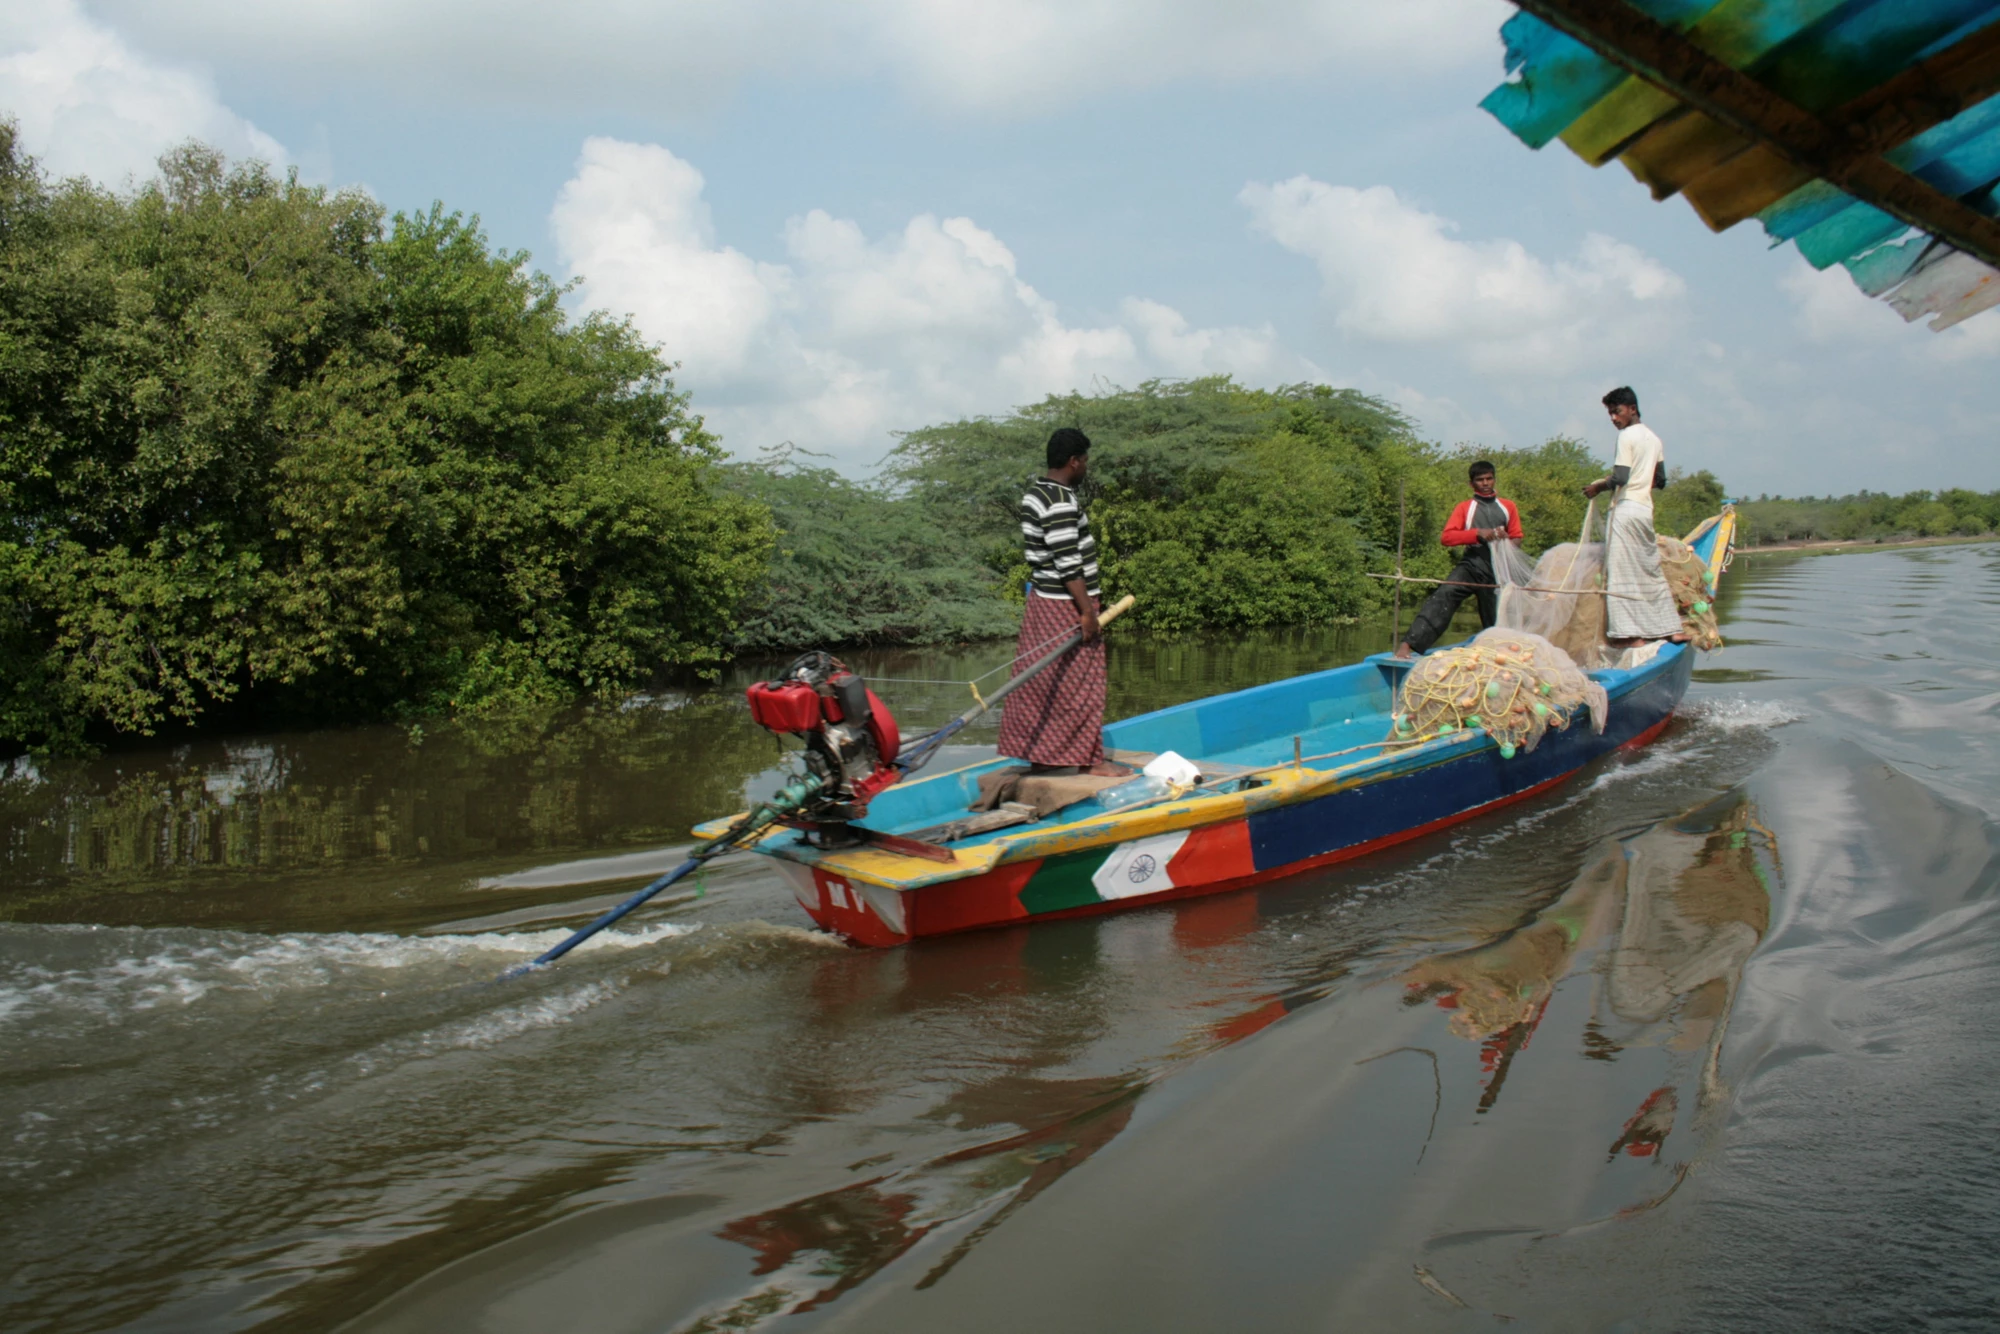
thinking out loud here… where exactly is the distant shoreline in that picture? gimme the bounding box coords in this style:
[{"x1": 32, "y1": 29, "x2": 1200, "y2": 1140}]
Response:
[{"x1": 1733, "y1": 533, "x2": 1999, "y2": 557}]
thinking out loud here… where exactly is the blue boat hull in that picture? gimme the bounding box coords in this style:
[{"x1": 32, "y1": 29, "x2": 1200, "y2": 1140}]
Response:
[
  {"x1": 1247, "y1": 644, "x2": 1689, "y2": 875},
  {"x1": 775, "y1": 644, "x2": 1695, "y2": 945}
]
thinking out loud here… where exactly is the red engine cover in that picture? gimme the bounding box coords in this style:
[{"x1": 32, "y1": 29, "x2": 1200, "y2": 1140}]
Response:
[
  {"x1": 864, "y1": 689, "x2": 899, "y2": 765},
  {"x1": 745, "y1": 680, "x2": 823, "y2": 734}
]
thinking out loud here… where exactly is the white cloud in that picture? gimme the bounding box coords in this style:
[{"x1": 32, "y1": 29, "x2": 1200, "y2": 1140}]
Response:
[
  {"x1": 1240, "y1": 176, "x2": 1686, "y2": 374},
  {"x1": 86, "y1": 0, "x2": 1507, "y2": 116},
  {"x1": 551, "y1": 141, "x2": 784, "y2": 377},
  {"x1": 553, "y1": 137, "x2": 1299, "y2": 463},
  {"x1": 1363, "y1": 378, "x2": 1508, "y2": 448},
  {"x1": 0, "y1": 0, "x2": 284, "y2": 185}
]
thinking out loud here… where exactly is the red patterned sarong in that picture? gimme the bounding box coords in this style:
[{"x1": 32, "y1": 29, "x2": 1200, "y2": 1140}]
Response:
[{"x1": 996, "y1": 595, "x2": 1106, "y2": 768}]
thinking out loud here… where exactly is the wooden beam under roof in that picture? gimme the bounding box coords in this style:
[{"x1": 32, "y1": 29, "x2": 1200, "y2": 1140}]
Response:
[
  {"x1": 1826, "y1": 18, "x2": 2000, "y2": 156},
  {"x1": 1514, "y1": 0, "x2": 2000, "y2": 270}
]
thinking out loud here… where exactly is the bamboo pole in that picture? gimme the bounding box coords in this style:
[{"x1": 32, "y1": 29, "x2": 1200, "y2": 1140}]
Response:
[
  {"x1": 1390, "y1": 481, "x2": 1407, "y2": 651},
  {"x1": 1365, "y1": 571, "x2": 1642, "y2": 600}
]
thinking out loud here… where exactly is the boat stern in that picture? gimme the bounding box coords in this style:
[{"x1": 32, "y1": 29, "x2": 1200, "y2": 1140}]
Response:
[{"x1": 773, "y1": 860, "x2": 912, "y2": 947}]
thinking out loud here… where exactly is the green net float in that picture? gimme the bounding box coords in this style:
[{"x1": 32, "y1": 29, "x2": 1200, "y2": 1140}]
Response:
[
  {"x1": 1438, "y1": 722, "x2": 1456, "y2": 733},
  {"x1": 1692, "y1": 600, "x2": 1709, "y2": 614},
  {"x1": 1485, "y1": 681, "x2": 1502, "y2": 699},
  {"x1": 1538, "y1": 682, "x2": 1552, "y2": 695},
  {"x1": 1466, "y1": 714, "x2": 1481, "y2": 727},
  {"x1": 1533, "y1": 701, "x2": 1549, "y2": 717},
  {"x1": 1499, "y1": 743, "x2": 1517, "y2": 759}
]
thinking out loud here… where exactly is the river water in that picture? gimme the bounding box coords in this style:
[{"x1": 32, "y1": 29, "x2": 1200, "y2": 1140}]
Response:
[{"x1": 3, "y1": 546, "x2": 1997, "y2": 1332}]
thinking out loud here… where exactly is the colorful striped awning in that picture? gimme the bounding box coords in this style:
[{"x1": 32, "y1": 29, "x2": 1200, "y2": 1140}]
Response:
[{"x1": 1482, "y1": 0, "x2": 2000, "y2": 330}]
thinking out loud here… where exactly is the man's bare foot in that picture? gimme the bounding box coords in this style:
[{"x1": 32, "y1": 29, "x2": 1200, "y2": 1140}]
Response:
[
  {"x1": 1393, "y1": 643, "x2": 1416, "y2": 660},
  {"x1": 1087, "y1": 761, "x2": 1132, "y2": 778},
  {"x1": 1668, "y1": 631, "x2": 1691, "y2": 643}
]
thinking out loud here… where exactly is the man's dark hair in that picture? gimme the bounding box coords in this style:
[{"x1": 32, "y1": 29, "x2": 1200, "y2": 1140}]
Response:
[
  {"x1": 1046, "y1": 427, "x2": 1091, "y2": 470},
  {"x1": 1602, "y1": 385, "x2": 1639, "y2": 411},
  {"x1": 1468, "y1": 460, "x2": 1495, "y2": 481}
]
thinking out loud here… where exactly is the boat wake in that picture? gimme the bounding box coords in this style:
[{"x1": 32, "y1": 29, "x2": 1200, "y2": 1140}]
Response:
[{"x1": 0, "y1": 920, "x2": 699, "y2": 1027}]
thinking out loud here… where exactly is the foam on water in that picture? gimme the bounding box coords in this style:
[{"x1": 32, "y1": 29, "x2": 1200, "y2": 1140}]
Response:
[
  {"x1": 346, "y1": 980, "x2": 628, "y2": 1070},
  {"x1": 1679, "y1": 695, "x2": 1809, "y2": 732},
  {"x1": 0, "y1": 921, "x2": 697, "y2": 1026}
]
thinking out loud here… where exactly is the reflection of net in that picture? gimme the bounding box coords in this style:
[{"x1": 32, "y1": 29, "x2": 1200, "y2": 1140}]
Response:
[
  {"x1": 1390, "y1": 630, "x2": 1608, "y2": 757},
  {"x1": 1657, "y1": 536, "x2": 1723, "y2": 650}
]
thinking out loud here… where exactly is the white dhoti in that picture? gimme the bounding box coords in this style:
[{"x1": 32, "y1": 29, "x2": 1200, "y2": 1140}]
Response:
[{"x1": 1604, "y1": 504, "x2": 1682, "y2": 639}]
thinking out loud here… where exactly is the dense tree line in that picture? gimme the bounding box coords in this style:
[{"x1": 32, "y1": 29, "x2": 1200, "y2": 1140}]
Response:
[
  {"x1": 1735, "y1": 490, "x2": 2000, "y2": 545},
  {"x1": 0, "y1": 135, "x2": 1755, "y2": 751},
  {"x1": 0, "y1": 130, "x2": 769, "y2": 751}
]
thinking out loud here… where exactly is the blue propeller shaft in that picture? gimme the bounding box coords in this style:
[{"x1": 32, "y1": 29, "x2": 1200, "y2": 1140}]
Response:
[{"x1": 499, "y1": 772, "x2": 822, "y2": 980}]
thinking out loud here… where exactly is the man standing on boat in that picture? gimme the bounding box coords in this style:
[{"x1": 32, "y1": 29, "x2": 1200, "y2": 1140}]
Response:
[
  {"x1": 996, "y1": 428, "x2": 1124, "y2": 777},
  {"x1": 1582, "y1": 387, "x2": 1683, "y2": 646},
  {"x1": 1395, "y1": 460, "x2": 1523, "y2": 659}
]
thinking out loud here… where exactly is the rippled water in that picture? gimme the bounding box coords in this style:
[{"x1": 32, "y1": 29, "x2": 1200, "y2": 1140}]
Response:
[{"x1": 4, "y1": 549, "x2": 1997, "y2": 1332}]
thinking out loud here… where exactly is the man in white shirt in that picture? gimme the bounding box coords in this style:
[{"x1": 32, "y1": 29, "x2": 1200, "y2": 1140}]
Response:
[{"x1": 1582, "y1": 386, "x2": 1684, "y2": 645}]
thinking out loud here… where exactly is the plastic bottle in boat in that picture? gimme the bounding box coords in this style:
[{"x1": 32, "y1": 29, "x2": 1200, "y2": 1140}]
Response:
[{"x1": 1093, "y1": 773, "x2": 1175, "y2": 810}]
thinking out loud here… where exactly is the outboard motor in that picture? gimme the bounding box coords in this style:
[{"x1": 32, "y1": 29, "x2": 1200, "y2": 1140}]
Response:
[{"x1": 744, "y1": 652, "x2": 902, "y2": 841}]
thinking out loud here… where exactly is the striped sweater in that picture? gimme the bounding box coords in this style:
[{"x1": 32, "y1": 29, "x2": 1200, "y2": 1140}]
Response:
[{"x1": 1020, "y1": 477, "x2": 1100, "y2": 600}]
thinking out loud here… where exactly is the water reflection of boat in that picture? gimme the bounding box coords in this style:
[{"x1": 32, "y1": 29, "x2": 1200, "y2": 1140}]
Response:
[
  {"x1": 703, "y1": 510, "x2": 1736, "y2": 947},
  {"x1": 1404, "y1": 790, "x2": 1774, "y2": 1152},
  {"x1": 691, "y1": 1073, "x2": 1145, "y2": 1326}
]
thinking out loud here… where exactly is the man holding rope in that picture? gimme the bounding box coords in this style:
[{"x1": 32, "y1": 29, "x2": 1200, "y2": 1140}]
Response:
[
  {"x1": 996, "y1": 428, "x2": 1126, "y2": 777},
  {"x1": 1583, "y1": 386, "x2": 1685, "y2": 646},
  {"x1": 1395, "y1": 460, "x2": 1523, "y2": 659}
]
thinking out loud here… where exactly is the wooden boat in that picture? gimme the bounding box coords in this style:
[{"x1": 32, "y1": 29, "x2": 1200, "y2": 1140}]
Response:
[{"x1": 697, "y1": 510, "x2": 1736, "y2": 947}]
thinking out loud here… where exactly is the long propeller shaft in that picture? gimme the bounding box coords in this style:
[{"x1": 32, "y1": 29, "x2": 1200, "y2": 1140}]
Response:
[{"x1": 499, "y1": 772, "x2": 824, "y2": 980}]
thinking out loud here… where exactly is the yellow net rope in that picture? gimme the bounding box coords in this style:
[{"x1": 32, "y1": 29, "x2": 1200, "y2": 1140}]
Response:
[{"x1": 1389, "y1": 630, "x2": 1609, "y2": 759}]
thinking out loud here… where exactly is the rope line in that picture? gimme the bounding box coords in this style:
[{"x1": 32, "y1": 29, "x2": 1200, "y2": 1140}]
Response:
[{"x1": 861, "y1": 617, "x2": 1091, "y2": 693}]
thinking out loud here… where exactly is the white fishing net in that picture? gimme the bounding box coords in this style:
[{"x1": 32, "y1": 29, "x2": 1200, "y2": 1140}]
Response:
[
  {"x1": 1486, "y1": 499, "x2": 1612, "y2": 669},
  {"x1": 1497, "y1": 541, "x2": 1611, "y2": 668}
]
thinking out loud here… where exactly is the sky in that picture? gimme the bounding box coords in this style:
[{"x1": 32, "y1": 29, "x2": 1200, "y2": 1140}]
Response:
[{"x1": 4, "y1": 0, "x2": 1996, "y2": 496}]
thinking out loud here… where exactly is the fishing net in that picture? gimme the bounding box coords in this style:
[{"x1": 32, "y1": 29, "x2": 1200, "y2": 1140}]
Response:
[
  {"x1": 1487, "y1": 536, "x2": 1536, "y2": 589},
  {"x1": 1497, "y1": 542, "x2": 1611, "y2": 669},
  {"x1": 1389, "y1": 629, "x2": 1608, "y2": 758},
  {"x1": 1657, "y1": 536, "x2": 1724, "y2": 650}
]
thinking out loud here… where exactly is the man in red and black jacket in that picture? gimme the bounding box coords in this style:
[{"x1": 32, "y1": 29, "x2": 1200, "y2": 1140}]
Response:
[{"x1": 1395, "y1": 460, "x2": 1523, "y2": 659}]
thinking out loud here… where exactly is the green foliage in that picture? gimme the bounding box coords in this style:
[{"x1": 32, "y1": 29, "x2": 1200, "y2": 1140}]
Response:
[
  {"x1": 1736, "y1": 489, "x2": 2000, "y2": 545},
  {"x1": 890, "y1": 378, "x2": 1428, "y2": 631},
  {"x1": 721, "y1": 449, "x2": 1018, "y2": 651},
  {"x1": 0, "y1": 130, "x2": 770, "y2": 750},
  {"x1": 1656, "y1": 468, "x2": 1727, "y2": 539}
]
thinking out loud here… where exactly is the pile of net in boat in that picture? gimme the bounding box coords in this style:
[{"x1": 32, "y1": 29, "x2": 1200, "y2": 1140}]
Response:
[
  {"x1": 1390, "y1": 629, "x2": 1608, "y2": 757},
  {"x1": 1657, "y1": 536, "x2": 1723, "y2": 650}
]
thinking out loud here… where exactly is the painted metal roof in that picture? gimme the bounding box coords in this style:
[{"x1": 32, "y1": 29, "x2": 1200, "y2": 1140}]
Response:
[{"x1": 1482, "y1": 0, "x2": 2000, "y2": 330}]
